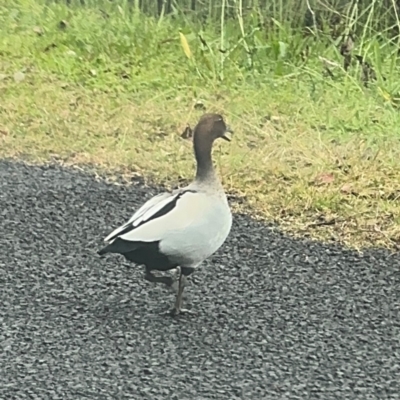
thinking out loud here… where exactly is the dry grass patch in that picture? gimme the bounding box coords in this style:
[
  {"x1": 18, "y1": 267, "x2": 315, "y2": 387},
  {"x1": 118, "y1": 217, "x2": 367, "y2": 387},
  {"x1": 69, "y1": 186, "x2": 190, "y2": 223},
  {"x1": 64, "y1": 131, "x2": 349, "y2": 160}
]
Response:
[{"x1": 2, "y1": 75, "x2": 400, "y2": 250}]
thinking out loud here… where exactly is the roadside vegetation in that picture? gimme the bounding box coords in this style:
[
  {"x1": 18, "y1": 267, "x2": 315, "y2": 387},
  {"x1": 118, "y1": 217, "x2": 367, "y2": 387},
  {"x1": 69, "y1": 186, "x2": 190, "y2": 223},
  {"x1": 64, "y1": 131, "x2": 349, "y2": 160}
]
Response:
[{"x1": 1, "y1": 0, "x2": 400, "y2": 249}]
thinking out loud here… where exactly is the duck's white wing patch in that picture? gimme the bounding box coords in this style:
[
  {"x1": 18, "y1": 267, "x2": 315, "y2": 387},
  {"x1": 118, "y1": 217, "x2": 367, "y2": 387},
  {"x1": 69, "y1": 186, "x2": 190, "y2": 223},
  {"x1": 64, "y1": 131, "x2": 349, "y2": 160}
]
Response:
[
  {"x1": 104, "y1": 191, "x2": 173, "y2": 242},
  {"x1": 118, "y1": 190, "x2": 205, "y2": 243},
  {"x1": 127, "y1": 192, "x2": 172, "y2": 225},
  {"x1": 104, "y1": 189, "x2": 196, "y2": 243}
]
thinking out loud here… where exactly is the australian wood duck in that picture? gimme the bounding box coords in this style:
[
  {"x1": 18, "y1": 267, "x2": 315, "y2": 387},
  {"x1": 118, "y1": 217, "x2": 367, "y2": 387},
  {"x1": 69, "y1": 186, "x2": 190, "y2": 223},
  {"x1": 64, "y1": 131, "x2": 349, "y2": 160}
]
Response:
[{"x1": 98, "y1": 113, "x2": 233, "y2": 316}]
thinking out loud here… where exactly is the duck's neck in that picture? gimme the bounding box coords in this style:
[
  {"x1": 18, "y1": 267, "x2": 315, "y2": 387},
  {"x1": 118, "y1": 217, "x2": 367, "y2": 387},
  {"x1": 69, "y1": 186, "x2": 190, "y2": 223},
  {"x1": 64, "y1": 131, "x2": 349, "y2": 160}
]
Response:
[{"x1": 194, "y1": 134, "x2": 217, "y2": 183}]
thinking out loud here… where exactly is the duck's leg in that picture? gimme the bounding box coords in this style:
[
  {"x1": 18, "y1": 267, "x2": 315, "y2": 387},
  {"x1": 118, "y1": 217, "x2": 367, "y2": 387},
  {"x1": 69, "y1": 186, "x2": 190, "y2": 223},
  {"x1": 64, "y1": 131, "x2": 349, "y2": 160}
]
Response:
[
  {"x1": 170, "y1": 267, "x2": 196, "y2": 316},
  {"x1": 172, "y1": 272, "x2": 186, "y2": 314},
  {"x1": 144, "y1": 268, "x2": 175, "y2": 287}
]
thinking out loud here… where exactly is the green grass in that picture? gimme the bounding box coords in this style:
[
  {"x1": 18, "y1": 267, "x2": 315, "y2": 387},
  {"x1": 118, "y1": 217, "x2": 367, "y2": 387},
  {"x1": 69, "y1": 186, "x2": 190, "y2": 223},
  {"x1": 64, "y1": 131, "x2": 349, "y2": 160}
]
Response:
[{"x1": 1, "y1": 0, "x2": 400, "y2": 250}]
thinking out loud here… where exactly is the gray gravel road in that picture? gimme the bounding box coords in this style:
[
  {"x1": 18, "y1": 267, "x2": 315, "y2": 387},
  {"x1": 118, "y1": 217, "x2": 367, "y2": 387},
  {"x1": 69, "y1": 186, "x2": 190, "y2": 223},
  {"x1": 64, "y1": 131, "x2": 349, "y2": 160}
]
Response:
[{"x1": 1, "y1": 160, "x2": 400, "y2": 400}]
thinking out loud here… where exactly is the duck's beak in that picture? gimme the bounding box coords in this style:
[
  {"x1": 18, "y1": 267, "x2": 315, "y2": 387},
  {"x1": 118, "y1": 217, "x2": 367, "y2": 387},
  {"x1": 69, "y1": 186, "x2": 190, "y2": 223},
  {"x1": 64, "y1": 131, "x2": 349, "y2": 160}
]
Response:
[{"x1": 222, "y1": 125, "x2": 234, "y2": 141}]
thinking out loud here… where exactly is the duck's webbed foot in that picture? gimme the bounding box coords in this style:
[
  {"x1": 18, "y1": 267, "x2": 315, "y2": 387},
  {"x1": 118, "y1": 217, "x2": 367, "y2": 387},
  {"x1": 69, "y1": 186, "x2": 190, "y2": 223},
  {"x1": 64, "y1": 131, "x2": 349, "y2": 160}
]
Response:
[
  {"x1": 144, "y1": 269, "x2": 175, "y2": 287},
  {"x1": 170, "y1": 307, "x2": 197, "y2": 317}
]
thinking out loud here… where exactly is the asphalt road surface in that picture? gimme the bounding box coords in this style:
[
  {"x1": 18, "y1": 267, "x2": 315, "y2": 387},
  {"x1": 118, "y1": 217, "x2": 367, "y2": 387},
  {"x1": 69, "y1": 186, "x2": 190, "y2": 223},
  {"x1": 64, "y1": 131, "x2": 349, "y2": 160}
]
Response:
[{"x1": 1, "y1": 160, "x2": 400, "y2": 399}]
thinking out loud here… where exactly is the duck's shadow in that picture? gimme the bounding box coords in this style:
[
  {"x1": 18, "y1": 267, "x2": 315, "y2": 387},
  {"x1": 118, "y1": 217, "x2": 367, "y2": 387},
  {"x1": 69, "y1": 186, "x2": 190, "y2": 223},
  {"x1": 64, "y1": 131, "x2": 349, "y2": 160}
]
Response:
[{"x1": 89, "y1": 276, "x2": 201, "y2": 324}]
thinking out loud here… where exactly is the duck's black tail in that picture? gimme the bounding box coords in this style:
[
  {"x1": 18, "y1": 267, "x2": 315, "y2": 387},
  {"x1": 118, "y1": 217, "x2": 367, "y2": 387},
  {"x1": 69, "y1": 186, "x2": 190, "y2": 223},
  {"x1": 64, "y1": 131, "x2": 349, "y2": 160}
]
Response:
[
  {"x1": 97, "y1": 246, "x2": 109, "y2": 256},
  {"x1": 97, "y1": 238, "x2": 141, "y2": 257}
]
